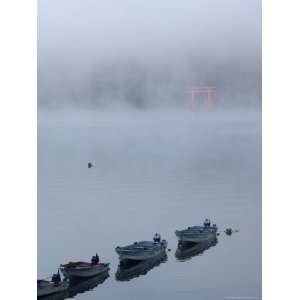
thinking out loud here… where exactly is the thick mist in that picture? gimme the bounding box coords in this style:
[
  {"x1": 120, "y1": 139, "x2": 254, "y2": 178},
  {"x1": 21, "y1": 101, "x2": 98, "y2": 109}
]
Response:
[{"x1": 38, "y1": 0, "x2": 261, "y2": 109}]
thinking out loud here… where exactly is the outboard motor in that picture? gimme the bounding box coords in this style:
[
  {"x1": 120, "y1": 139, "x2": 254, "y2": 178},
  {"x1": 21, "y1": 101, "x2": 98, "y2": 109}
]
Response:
[
  {"x1": 91, "y1": 253, "x2": 99, "y2": 264},
  {"x1": 153, "y1": 233, "x2": 161, "y2": 243},
  {"x1": 204, "y1": 219, "x2": 211, "y2": 228},
  {"x1": 51, "y1": 271, "x2": 61, "y2": 284}
]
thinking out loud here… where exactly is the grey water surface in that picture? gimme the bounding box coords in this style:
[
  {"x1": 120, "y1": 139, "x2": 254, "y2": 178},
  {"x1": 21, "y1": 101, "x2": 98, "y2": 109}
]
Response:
[{"x1": 38, "y1": 109, "x2": 261, "y2": 300}]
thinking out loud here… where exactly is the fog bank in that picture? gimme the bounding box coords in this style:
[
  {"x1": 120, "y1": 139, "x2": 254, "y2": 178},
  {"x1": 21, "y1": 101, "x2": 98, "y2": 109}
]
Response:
[{"x1": 38, "y1": 0, "x2": 261, "y2": 110}]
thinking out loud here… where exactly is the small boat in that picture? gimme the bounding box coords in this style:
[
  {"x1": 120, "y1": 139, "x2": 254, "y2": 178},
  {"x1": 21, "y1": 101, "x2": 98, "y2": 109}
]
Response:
[
  {"x1": 115, "y1": 234, "x2": 167, "y2": 261},
  {"x1": 175, "y1": 219, "x2": 218, "y2": 243},
  {"x1": 116, "y1": 252, "x2": 167, "y2": 281},
  {"x1": 175, "y1": 237, "x2": 218, "y2": 261},
  {"x1": 37, "y1": 271, "x2": 69, "y2": 297},
  {"x1": 60, "y1": 254, "x2": 110, "y2": 279}
]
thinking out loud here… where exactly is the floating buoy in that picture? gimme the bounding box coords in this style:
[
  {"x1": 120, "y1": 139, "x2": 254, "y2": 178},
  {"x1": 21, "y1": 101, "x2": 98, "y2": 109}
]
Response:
[
  {"x1": 168, "y1": 248, "x2": 171, "y2": 252},
  {"x1": 217, "y1": 232, "x2": 220, "y2": 236},
  {"x1": 88, "y1": 162, "x2": 93, "y2": 168}
]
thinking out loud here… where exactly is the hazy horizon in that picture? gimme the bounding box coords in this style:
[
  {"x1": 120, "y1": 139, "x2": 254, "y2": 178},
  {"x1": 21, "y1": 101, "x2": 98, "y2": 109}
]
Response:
[{"x1": 38, "y1": 0, "x2": 261, "y2": 110}]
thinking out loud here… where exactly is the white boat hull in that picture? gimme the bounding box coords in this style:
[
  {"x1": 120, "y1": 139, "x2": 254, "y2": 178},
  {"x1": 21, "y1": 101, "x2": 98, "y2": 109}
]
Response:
[
  {"x1": 116, "y1": 240, "x2": 168, "y2": 261},
  {"x1": 177, "y1": 232, "x2": 216, "y2": 243},
  {"x1": 60, "y1": 264, "x2": 109, "y2": 278},
  {"x1": 175, "y1": 227, "x2": 217, "y2": 243},
  {"x1": 117, "y1": 251, "x2": 165, "y2": 261}
]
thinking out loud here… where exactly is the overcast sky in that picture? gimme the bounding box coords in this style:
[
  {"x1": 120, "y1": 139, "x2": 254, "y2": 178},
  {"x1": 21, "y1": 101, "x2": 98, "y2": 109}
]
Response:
[{"x1": 38, "y1": 0, "x2": 261, "y2": 109}]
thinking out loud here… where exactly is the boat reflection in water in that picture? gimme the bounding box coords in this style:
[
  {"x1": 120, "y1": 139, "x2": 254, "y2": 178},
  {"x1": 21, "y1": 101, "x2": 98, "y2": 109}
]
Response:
[
  {"x1": 115, "y1": 253, "x2": 168, "y2": 281},
  {"x1": 68, "y1": 271, "x2": 110, "y2": 298},
  {"x1": 38, "y1": 290, "x2": 69, "y2": 300},
  {"x1": 39, "y1": 271, "x2": 109, "y2": 300},
  {"x1": 175, "y1": 237, "x2": 218, "y2": 261}
]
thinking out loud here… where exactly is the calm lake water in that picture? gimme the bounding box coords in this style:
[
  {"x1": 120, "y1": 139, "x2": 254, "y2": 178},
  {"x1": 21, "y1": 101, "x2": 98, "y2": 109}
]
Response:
[{"x1": 38, "y1": 109, "x2": 261, "y2": 300}]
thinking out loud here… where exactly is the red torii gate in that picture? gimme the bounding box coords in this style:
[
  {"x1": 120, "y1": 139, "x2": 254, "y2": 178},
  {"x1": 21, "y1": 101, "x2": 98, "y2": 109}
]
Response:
[{"x1": 187, "y1": 86, "x2": 216, "y2": 111}]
